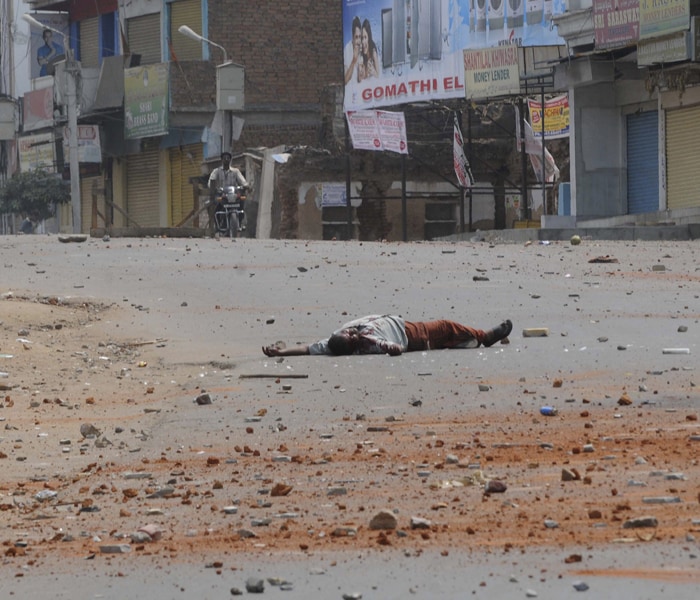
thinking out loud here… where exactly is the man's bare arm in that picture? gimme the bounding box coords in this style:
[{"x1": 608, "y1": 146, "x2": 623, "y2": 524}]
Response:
[{"x1": 262, "y1": 344, "x2": 310, "y2": 357}]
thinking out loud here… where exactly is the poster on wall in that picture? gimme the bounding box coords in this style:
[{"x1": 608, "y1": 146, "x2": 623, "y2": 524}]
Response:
[
  {"x1": 343, "y1": 0, "x2": 566, "y2": 111},
  {"x1": 527, "y1": 94, "x2": 570, "y2": 139},
  {"x1": 26, "y1": 13, "x2": 69, "y2": 79},
  {"x1": 346, "y1": 109, "x2": 408, "y2": 153}
]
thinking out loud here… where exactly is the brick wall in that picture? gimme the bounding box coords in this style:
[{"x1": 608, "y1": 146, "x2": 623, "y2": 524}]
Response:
[
  {"x1": 170, "y1": 62, "x2": 217, "y2": 109},
  {"x1": 208, "y1": 0, "x2": 343, "y2": 107}
]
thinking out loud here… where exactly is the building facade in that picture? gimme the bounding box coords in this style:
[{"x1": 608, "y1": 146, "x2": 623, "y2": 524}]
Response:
[{"x1": 17, "y1": 0, "x2": 342, "y2": 234}]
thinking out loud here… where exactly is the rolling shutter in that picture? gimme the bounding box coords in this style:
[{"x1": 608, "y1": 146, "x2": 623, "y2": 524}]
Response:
[
  {"x1": 626, "y1": 111, "x2": 658, "y2": 215},
  {"x1": 127, "y1": 148, "x2": 160, "y2": 227},
  {"x1": 79, "y1": 17, "x2": 99, "y2": 68},
  {"x1": 127, "y1": 13, "x2": 161, "y2": 64},
  {"x1": 666, "y1": 104, "x2": 700, "y2": 210},
  {"x1": 169, "y1": 144, "x2": 203, "y2": 225},
  {"x1": 170, "y1": 0, "x2": 203, "y2": 61}
]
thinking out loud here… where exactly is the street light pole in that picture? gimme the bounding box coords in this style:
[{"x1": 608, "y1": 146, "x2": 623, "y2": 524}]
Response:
[
  {"x1": 177, "y1": 25, "x2": 231, "y2": 151},
  {"x1": 23, "y1": 14, "x2": 81, "y2": 233}
]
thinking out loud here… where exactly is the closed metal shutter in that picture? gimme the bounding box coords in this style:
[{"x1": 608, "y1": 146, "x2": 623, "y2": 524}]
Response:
[
  {"x1": 80, "y1": 175, "x2": 102, "y2": 234},
  {"x1": 666, "y1": 104, "x2": 700, "y2": 210},
  {"x1": 127, "y1": 13, "x2": 161, "y2": 64},
  {"x1": 127, "y1": 148, "x2": 160, "y2": 226},
  {"x1": 169, "y1": 144, "x2": 203, "y2": 225},
  {"x1": 626, "y1": 110, "x2": 659, "y2": 215},
  {"x1": 79, "y1": 17, "x2": 100, "y2": 68},
  {"x1": 170, "y1": 0, "x2": 202, "y2": 61}
]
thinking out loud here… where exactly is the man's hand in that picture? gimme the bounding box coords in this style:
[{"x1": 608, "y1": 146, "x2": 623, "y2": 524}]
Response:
[{"x1": 262, "y1": 344, "x2": 310, "y2": 357}]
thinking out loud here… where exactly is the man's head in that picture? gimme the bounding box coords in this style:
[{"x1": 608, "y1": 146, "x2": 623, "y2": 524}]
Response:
[
  {"x1": 221, "y1": 151, "x2": 232, "y2": 167},
  {"x1": 352, "y1": 17, "x2": 361, "y2": 51},
  {"x1": 42, "y1": 29, "x2": 52, "y2": 44},
  {"x1": 327, "y1": 328, "x2": 360, "y2": 355}
]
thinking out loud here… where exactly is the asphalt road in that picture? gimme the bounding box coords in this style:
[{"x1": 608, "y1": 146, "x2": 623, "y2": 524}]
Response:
[{"x1": 1, "y1": 234, "x2": 698, "y2": 599}]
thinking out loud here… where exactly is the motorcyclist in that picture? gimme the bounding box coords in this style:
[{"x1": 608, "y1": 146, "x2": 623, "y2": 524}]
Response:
[{"x1": 208, "y1": 151, "x2": 249, "y2": 233}]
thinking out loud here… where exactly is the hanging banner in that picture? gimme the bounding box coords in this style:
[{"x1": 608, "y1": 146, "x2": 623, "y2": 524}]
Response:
[
  {"x1": 527, "y1": 94, "x2": 570, "y2": 139},
  {"x1": 515, "y1": 106, "x2": 560, "y2": 182},
  {"x1": 124, "y1": 63, "x2": 169, "y2": 139},
  {"x1": 342, "y1": 0, "x2": 567, "y2": 111},
  {"x1": 346, "y1": 110, "x2": 408, "y2": 154},
  {"x1": 453, "y1": 117, "x2": 473, "y2": 188}
]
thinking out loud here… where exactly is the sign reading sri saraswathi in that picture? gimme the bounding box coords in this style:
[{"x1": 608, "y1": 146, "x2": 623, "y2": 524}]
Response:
[{"x1": 124, "y1": 64, "x2": 169, "y2": 140}]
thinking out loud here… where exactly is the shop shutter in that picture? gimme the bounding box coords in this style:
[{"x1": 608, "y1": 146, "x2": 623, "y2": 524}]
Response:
[
  {"x1": 666, "y1": 104, "x2": 700, "y2": 210},
  {"x1": 170, "y1": 0, "x2": 203, "y2": 61},
  {"x1": 626, "y1": 110, "x2": 658, "y2": 215},
  {"x1": 169, "y1": 144, "x2": 203, "y2": 225},
  {"x1": 127, "y1": 148, "x2": 160, "y2": 227},
  {"x1": 79, "y1": 17, "x2": 100, "y2": 68},
  {"x1": 80, "y1": 175, "x2": 102, "y2": 234},
  {"x1": 127, "y1": 13, "x2": 161, "y2": 64}
]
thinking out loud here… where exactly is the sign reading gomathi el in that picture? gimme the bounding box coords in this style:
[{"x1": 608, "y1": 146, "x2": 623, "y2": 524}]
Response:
[{"x1": 463, "y1": 46, "x2": 520, "y2": 100}]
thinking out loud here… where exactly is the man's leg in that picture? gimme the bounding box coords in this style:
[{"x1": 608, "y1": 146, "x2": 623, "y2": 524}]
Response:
[{"x1": 405, "y1": 319, "x2": 511, "y2": 350}]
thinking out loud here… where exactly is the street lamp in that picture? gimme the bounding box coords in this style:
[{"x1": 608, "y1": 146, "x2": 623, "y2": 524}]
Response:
[
  {"x1": 178, "y1": 25, "x2": 231, "y2": 151},
  {"x1": 22, "y1": 13, "x2": 82, "y2": 234},
  {"x1": 177, "y1": 25, "x2": 228, "y2": 64}
]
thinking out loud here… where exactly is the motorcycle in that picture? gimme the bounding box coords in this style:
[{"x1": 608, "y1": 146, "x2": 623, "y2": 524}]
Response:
[{"x1": 213, "y1": 185, "x2": 247, "y2": 238}]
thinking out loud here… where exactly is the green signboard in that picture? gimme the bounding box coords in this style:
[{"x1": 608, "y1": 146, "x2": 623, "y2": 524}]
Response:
[{"x1": 124, "y1": 64, "x2": 169, "y2": 140}]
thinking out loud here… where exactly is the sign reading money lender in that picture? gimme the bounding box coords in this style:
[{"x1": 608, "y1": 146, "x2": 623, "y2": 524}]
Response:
[
  {"x1": 124, "y1": 64, "x2": 169, "y2": 140},
  {"x1": 463, "y1": 46, "x2": 521, "y2": 100}
]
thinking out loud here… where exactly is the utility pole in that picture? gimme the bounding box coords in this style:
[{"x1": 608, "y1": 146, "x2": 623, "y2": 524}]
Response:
[
  {"x1": 22, "y1": 14, "x2": 81, "y2": 233},
  {"x1": 64, "y1": 57, "x2": 81, "y2": 233}
]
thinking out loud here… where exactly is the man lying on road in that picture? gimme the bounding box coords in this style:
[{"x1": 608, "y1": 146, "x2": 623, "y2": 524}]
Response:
[{"x1": 262, "y1": 315, "x2": 513, "y2": 357}]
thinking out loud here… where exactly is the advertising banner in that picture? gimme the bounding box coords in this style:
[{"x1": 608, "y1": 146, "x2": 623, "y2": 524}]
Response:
[
  {"x1": 639, "y1": 0, "x2": 689, "y2": 40},
  {"x1": 124, "y1": 64, "x2": 169, "y2": 140},
  {"x1": 343, "y1": 0, "x2": 567, "y2": 111},
  {"x1": 453, "y1": 117, "x2": 474, "y2": 187},
  {"x1": 593, "y1": 0, "x2": 640, "y2": 50},
  {"x1": 527, "y1": 94, "x2": 569, "y2": 139},
  {"x1": 22, "y1": 88, "x2": 54, "y2": 132},
  {"x1": 346, "y1": 109, "x2": 409, "y2": 153},
  {"x1": 62, "y1": 124, "x2": 102, "y2": 163},
  {"x1": 515, "y1": 106, "x2": 560, "y2": 182},
  {"x1": 26, "y1": 12, "x2": 69, "y2": 79},
  {"x1": 19, "y1": 132, "x2": 55, "y2": 172},
  {"x1": 463, "y1": 46, "x2": 520, "y2": 99}
]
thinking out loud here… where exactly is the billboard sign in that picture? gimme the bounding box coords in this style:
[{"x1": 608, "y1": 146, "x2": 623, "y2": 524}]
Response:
[
  {"x1": 22, "y1": 88, "x2": 54, "y2": 132},
  {"x1": 124, "y1": 64, "x2": 169, "y2": 140},
  {"x1": 26, "y1": 12, "x2": 69, "y2": 79},
  {"x1": 63, "y1": 124, "x2": 103, "y2": 163},
  {"x1": 639, "y1": 0, "x2": 689, "y2": 40},
  {"x1": 19, "y1": 132, "x2": 55, "y2": 172},
  {"x1": 593, "y1": 0, "x2": 640, "y2": 50},
  {"x1": 463, "y1": 46, "x2": 521, "y2": 98},
  {"x1": 343, "y1": 0, "x2": 566, "y2": 111}
]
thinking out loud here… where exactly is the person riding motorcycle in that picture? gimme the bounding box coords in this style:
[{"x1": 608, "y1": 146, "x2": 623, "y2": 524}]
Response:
[{"x1": 208, "y1": 151, "x2": 249, "y2": 234}]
